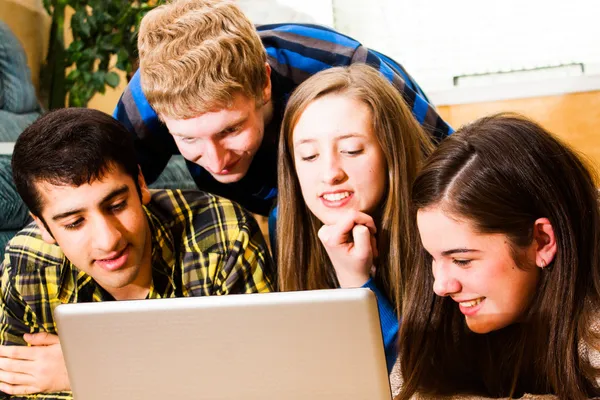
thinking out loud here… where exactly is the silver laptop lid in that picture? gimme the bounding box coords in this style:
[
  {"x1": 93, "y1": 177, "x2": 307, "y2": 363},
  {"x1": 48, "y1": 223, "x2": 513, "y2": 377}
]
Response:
[{"x1": 55, "y1": 288, "x2": 392, "y2": 400}]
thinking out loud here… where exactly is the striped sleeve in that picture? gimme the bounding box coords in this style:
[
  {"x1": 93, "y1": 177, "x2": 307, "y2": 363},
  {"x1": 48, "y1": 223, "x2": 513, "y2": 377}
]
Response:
[
  {"x1": 259, "y1": 23, "x2": 452, "y2": 141},
  {"x1": 112, "y1": 71, "x2": 177, "y2": 185}
]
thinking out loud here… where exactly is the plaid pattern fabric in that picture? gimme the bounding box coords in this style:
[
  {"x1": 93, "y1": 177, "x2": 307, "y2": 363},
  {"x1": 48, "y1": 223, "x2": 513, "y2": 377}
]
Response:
[
  {"x1": 0, "y1": 189, "x2": 274, "y2": 400},
  {"x1": 114, "y1": 23, "x2": 452, "y2": 216}
]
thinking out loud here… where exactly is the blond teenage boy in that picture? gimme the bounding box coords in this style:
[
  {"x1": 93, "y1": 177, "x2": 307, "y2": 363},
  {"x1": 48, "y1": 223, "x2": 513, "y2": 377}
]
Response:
[{"x1": 114, "y1": 0, "x2": 452, "y2": 222}]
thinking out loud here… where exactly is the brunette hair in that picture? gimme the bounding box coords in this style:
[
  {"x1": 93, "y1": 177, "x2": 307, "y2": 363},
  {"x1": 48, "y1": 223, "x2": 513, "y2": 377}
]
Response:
[
  {"x1": 399, "y1": 113, "x2": 600, "y2": 399},
  {"x1": 12, "y1": 108, "x2": 140, "y2": 219}
]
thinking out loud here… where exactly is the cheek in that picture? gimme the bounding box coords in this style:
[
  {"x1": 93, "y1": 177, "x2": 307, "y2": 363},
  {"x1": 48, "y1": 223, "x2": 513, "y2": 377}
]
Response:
[
  {"x1": 360, "y1": 156, "x2": 387, "y2": 204},
  {"x1": 235, "y1": 128, "x2": 263, "y2": 153},
  {"x1": 175, "y1": 142, "x2": 198, "y2": 158},
  {"x1": 294, "y1": 164, "x2": 315, "y2": 196}
]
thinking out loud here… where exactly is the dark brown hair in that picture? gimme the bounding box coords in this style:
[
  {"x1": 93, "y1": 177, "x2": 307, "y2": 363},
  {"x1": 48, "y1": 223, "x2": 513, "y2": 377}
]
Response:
[
  {"x1": 12, "y1": 108, "x2": 140, "y2": 219},
  {"x1": 399, "y1": 113, "x2": 600, "y2": 399},
  {"x1": 277, "y1": 64, "x2": 434, "y2": 313}
]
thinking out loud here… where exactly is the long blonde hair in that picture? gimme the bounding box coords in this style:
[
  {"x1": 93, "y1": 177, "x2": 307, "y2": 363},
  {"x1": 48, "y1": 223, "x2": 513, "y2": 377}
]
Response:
[{"x1": 277, "y1": 64, "x2": 434, "y2": 313}]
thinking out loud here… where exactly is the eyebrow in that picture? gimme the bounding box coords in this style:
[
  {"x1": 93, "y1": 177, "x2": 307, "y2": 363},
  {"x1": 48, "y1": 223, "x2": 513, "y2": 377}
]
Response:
[
  {"x1": 51, "y1": 185, "x2": 130, "y2": 221},
  {"x1": 171, "y1": 116, "x2": 248, "y2": 139},
  {"x1": 441, "y1": 248, "x2": 481, "y2": 257},
  {"x1": 294, "y1": 133, "x2": 366, "y2": 147}
]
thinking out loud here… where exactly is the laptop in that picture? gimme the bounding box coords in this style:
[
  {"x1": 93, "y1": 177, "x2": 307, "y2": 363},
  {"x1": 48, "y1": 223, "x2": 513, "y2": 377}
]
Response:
[{"x1": 54, "y1": 288, "x2": 392, "y2": 400}]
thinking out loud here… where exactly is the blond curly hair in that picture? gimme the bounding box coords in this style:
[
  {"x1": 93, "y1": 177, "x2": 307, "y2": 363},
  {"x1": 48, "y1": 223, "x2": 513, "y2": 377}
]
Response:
[{"x1": 138, "y1": 0, "x2": 268, "y2": 119}]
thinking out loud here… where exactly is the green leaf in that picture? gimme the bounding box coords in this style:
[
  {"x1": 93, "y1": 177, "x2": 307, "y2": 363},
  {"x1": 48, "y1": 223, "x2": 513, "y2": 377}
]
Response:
[
  {"x1": 66, "y1": 69, "x2": 81, "y2": 82},
  {"x1": 70, "y1": 40, "x2": 85, "y2": 52},
  {"x1": 105, "y1": 72, "x2": 120, "y2": 88},
  {"x1": 87, "y1": 13, "x2": 97, "y2": 32}
]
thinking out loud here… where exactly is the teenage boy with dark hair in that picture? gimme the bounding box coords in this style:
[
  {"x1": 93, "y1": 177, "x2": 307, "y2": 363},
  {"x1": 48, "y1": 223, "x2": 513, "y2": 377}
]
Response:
[{"x1": 0, "y1": 108, "x2": 274, "y2": 399}]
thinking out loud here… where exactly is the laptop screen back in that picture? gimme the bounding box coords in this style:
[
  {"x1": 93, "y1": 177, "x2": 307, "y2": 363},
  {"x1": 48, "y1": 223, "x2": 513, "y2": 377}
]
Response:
[{"x1": 55, "y1": 288, "x2": 392, "y2": 400}]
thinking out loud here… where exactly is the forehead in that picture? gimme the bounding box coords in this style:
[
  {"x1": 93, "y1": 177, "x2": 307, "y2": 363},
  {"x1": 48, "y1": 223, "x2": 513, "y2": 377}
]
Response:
[
  {"x1": 417, "y1": 207, "x2": 509, "y2": 252},
  {"x1": 417, "y1": 208, "x2": 478, "y2": 243},
  {"x1": 35, "y1": 168, "x2": 135, "y2": 216},
  {"x1": 292, "y1": 94, "x2": 373, "y2": 143},
  {"x1": 162, "y1": 94, "x2": 257, "y2": 137}
]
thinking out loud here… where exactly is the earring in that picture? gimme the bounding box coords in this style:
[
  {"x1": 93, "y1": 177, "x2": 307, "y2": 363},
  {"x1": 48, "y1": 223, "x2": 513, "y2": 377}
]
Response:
[{"x1": 539, "y1": 259, "x2": 546, "y2": 269}]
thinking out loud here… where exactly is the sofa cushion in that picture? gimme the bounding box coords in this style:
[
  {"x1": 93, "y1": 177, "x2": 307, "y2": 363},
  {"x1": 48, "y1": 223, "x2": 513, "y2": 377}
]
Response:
[
  {"x1": 0, "y1": 21, "x2": 41, "y2": 114},
  {"x1": 0, "y1": 155, "x2": 30, "y2": 231}
]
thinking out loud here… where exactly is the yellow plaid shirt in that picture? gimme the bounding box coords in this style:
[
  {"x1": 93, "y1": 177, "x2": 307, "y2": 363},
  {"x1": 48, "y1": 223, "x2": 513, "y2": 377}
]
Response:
[{"x1": 0, "y1": 189, "x2": 274, "y2": 399}]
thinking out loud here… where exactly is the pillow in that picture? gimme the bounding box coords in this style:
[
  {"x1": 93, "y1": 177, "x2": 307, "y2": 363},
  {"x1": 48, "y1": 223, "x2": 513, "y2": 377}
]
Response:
[
  {"x1": 0, "y1": 21, "x2": 40, "y2": 114},
  {"x1": 0, "y1": 155, "x2": 30, "y2": 231}
]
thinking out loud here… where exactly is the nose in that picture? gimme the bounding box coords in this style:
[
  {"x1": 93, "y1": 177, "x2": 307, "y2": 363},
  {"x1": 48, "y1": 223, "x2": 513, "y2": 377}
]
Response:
[
  {"x1": 203, "y1": 140, "x2": 228, "y2": 174},
  {"x1": 432, "y1": 262, "x2": 461, "y2": 297},
  {"x1": 321, "y1": 153, "x2": 346, "y2": 185},
  {"x1": 93, "y1": 216, "x2": 123, "y2": 253}
]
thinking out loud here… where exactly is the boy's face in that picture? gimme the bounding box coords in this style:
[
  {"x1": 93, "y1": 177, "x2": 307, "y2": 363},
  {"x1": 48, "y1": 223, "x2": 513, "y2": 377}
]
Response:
[
  {"x1": 163, "y1": 85, "x2": 271, "y2": 184},
  {"x1": 32, "y1": 166, "x2": 154, "y2": 300}
]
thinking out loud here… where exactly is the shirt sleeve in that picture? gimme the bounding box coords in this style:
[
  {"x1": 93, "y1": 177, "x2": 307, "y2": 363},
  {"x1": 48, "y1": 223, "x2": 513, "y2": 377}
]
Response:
[
  {"x1": 0, "y1": 255, "x2": 73, "y2": 400},
  {"x1": 112, "y1": 70, "x2": 177, "y2": 185},
  {"x1": 213, "y1": 212, "x2": 276, "y2": 295},
  {"x1": 0, "y1": 256, "x2": 34, "y2": 346},
  {"x1": 362, "y1": 278, "x2": 399, "y2": 373},
  {"x1": 351, "y1": 45, "x2": 453, "y2": 142}
]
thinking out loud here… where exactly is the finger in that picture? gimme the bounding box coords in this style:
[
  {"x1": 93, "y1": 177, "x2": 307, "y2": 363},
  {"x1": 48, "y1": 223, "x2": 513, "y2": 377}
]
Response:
[
  {"x1": 351, "y1": 225, "x2": 373, "y2": 261},
  {"x1": 326, "y1": 211, "x2": 377, "y2": 240},
  {"x1": 0, "y1": 369, "x2": 34, "y2": 385},
  {"x1": 0, "y1": 381, "x2": 40, "y2": 395},
  {"x1": 370, "y1": 234, "x2": 378, "y2": 259},
  {"x1": 345, "y1": 211, "x2": 377, "y2": 234},
  {"x1": 0, "y1": 356, "x2": 34, "y2": 374},
  {"x1": 0, "y1": 345, "x2": 35, "y2": 361},
  {"x1": 23, "y1": 332, "x2": 59, "y2": 346},
  {"x1": 319, "y1": 223, "x2": 352, "y2": 247}
]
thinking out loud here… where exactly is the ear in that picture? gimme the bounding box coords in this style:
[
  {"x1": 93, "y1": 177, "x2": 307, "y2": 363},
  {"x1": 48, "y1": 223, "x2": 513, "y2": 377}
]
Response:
[
  {"x1": 31, "y1": 214, "x2": 56, "y2": 245},
  {"x1": 532, "y1": 217, "x2": 557, "y2": 269},
  {"x1": 262, "y1": 63, "x2": 272, "y2": 105},
  {"x1": 137, "y1": 168, "x2": 151, "y2": 206}
]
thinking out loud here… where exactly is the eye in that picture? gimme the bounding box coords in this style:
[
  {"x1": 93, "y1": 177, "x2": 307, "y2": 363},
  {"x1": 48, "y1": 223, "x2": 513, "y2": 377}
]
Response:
[
  {"x1": 453, "y1": 259, "x2": 472, "y2": 267},
  {"x1": 220, "y1": 125, "x2": 240, "y2": 136},
  {"x1": 180, "y1": 136, "x2": 197, "y2": 144},
  {"x1": 109, "y1": 201, "x2": 127, "y2": 212},
  {"x1": 300, "y1": 154, "x2": 318, "y2": 162},
  {"x1": 64, "y1": 218, "x2": 84, "y2": 230},
  {"x1": 341, "y1": 149, "x2": 364, "y2": 156}
]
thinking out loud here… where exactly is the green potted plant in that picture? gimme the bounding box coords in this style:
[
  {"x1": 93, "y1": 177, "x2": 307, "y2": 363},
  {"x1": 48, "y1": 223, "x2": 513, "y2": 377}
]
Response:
[{"x1": 41, "y1": 0, "x2": 162, "y2": 109}]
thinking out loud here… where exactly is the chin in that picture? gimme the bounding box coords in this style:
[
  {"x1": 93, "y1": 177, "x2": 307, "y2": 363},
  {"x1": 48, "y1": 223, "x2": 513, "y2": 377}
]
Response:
[
  {"x1": 466, "y1": 318, "x2": 512, "y2": 334},
  {"x1": 210, "y1": 169, "x2": 248, "y2": 183}
]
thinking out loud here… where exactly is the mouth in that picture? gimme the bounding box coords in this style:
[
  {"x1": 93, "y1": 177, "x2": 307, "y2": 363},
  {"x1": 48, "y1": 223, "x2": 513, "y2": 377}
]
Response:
[
  {"x1": 214, "y1": 159, "x2": 240, "y2": 175},
  {"x1": 320, "y1": 191, "x2": 354, "y2": 207},
  {"x1": 456, "y1": 297, "x2": 486, "y2": 316},
  {"x1": 95, "y1": 245, "x2": 130, "y2": 272}
]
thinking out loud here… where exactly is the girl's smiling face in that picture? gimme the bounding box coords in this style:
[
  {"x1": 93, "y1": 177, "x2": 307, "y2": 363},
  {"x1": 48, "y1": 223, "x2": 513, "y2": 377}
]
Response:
[
  {"x1": 292, "y1": 93, "x2": 387, "y2": 225},
  {"x1": 417, "y1": 206, "x2": 542, "y2": 333}
]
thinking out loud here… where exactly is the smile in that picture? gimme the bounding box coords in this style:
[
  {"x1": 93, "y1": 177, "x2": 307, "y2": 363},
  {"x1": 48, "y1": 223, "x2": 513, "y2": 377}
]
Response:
[
  {"x1": 459, "y1": 297, "x2": 485, "y2": 308},
  {"x1": 321, "y1": 191, "x2": 352, "y2": 201},
  {"x1": 457, "y1": 296, "x2": 486, "y2": 316},
  {"x1": 320, "y1": 191, "x2": 354, "y2": 208},
  {"x1": 215, "y1": 159, "x2": 240, "y2": 175},
  {"x1": 95, "y1": 245, "x2": 130, "y2": 272}
]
